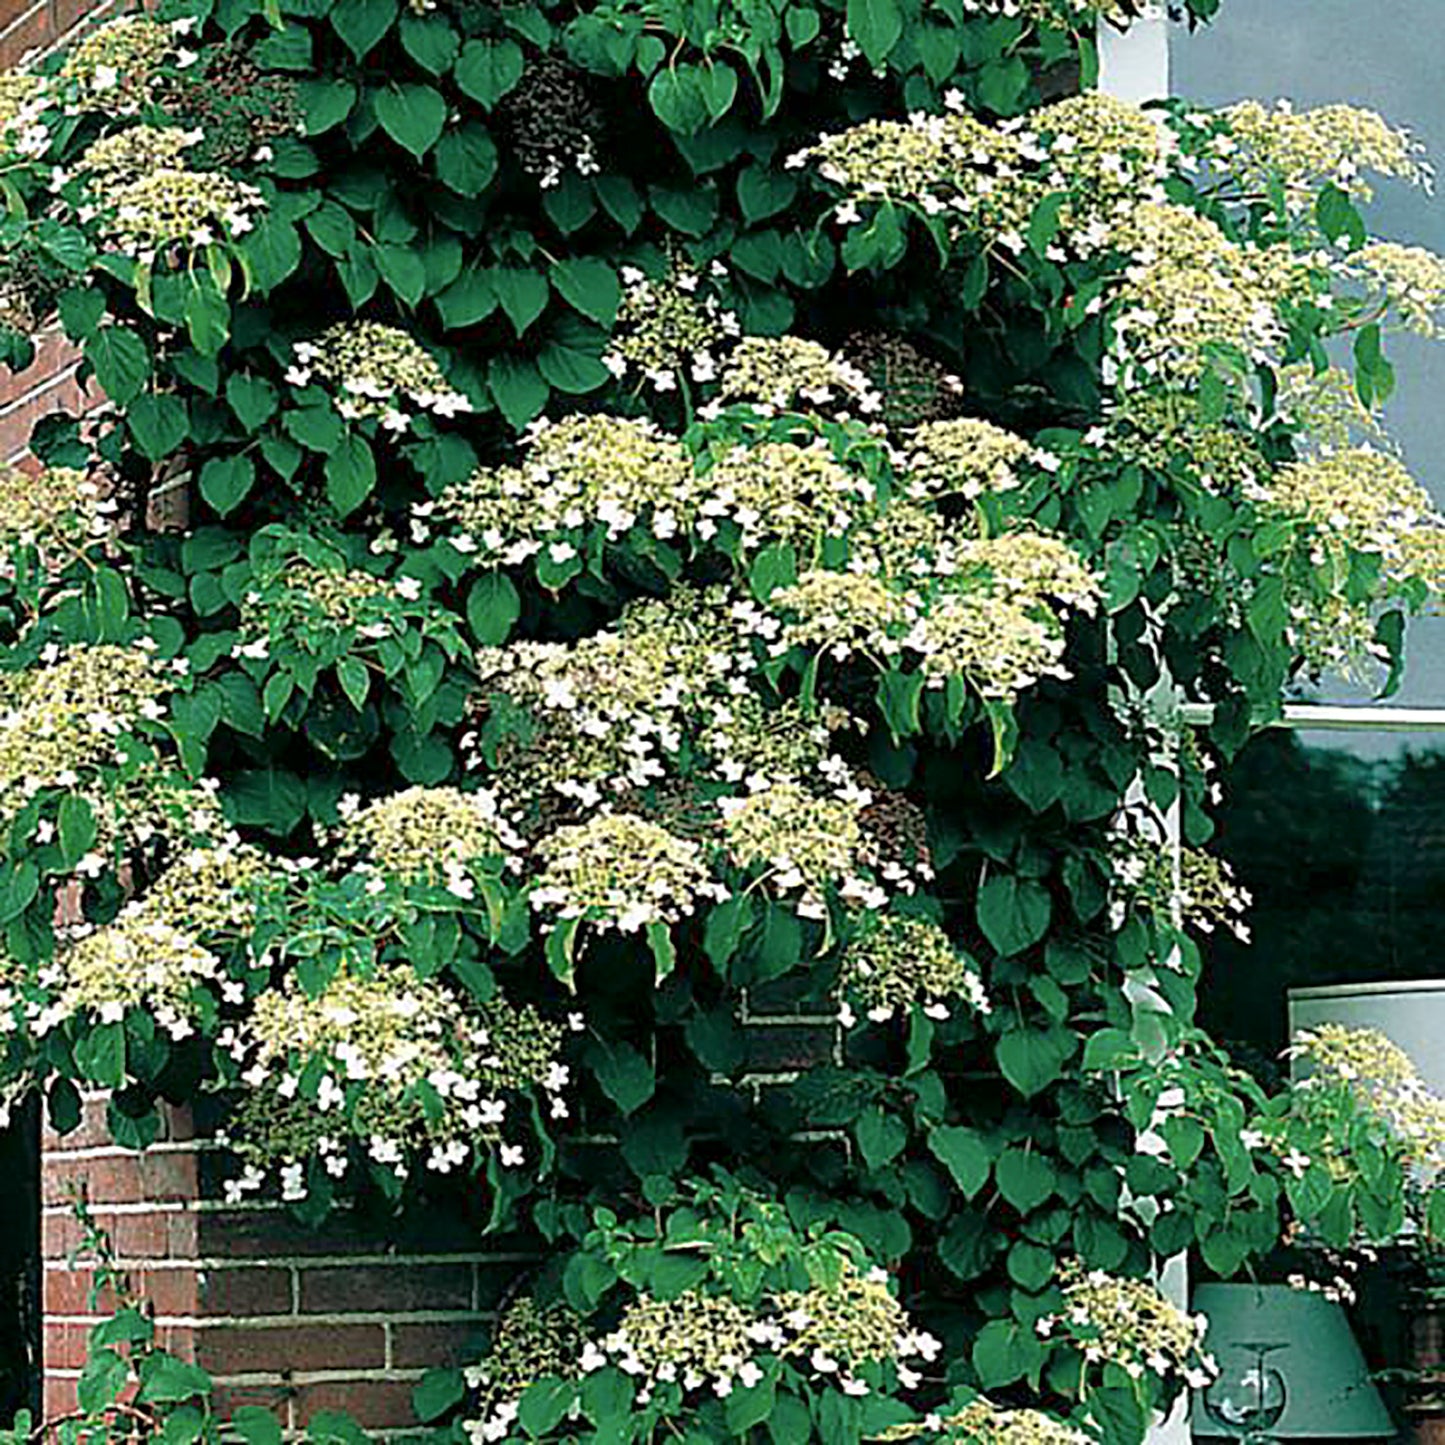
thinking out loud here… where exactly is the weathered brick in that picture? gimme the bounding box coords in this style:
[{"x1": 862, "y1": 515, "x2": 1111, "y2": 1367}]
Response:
[
  {"x1": 291, "y1": 1381, "x2": 421, "y2": 1431},
  {"x1": 742, "y1": 1022, "x2": 837, "y2": 1072},
  {"x1": 42, "y1": 1209, "x2": 93, "y2": 1258},
  {"x1": 139, "y1": 1267, "x2": 201, "y2": 1318},
  {"x1": 43, "y1": 1375, "x2": 79, "y2": 1421},
  {"x1": 389, "y1": 1321, "x2": 483, "y2": 1370},
  {"x1": 200, "y1": 1267, "x2": 292, "y2": 1318},
  {"x1": 299, "y1": 1264, "x2": 471, "y2": 1316},
  {"x1": 195, "y1": 1323, "x2": 386, "y2": 1377},
  {"x1": 212, "y1": 1381, "x2": 294, "y2": 1427},
  {"x1": 196, "y1": 1208, "x2": 382, "y2": 1259},
  {"x1": 43, "y1": 1156, "x2": 144, "y2": 1207},
  {"x1": 109, "y1": 1211, "x2": 170, "y2": 1260},
  {"x1": 42, "y1": 1096, "x2": 111, "y2": 1152},
  {"x1": 45, "y1": 1321, "x2": 102, "y2": 1371}
]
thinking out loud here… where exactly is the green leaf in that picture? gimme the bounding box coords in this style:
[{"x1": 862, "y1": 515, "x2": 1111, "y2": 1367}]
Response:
[
  {"x1": 76, "y1": 1022, "x2": 125, "y2": 1088},
  {"x1": 226, "y1": 374, "x2": 278, "y2": 431},
  {"x1": 232, "y1": 1407, "x2": 283, "y2": 1445},
  {"x1": 136, "y1": 1356, "x2": 212, "y2": 1405},
  {"x1": 331, "y1": 0, "x2": 399, "y2": 59},
  {"x1": 399, "y1": 14, "x2": 459, "y2": 74},
  {"x1": 336, "y1": 658, "x2": 370, "y2": 710},
  {"x1": 725, "y1": 1375, "x2": 776, "y2": 1435},
  {"x1": 58, "y1": 286, "x2": 105, "y2": 341},
  {"x1": 57, "y1": 795, "x2": 97, "y2": 867},
  {"x1": 127, "y1": 393, "x2": 187, "y2": 461},
  {"x1": 1316, "y1": 182, "x2": 1365, "y2": 251},
  {"x1": 972, "y1": 1319, "x2": 1040, "y2": 1390},
  {"x1": 590, "y1": 1038, "x2": 655, "y2": 1114},
  {"x1": 86, "y1": 328, "x2": 149, "y2": 404},
  {"x1": 978, "y1": 55, "x2": 1028, "y2": 114},
  {"x1": 77, "y1": 1348, "x2": 129, "y2": 1414},
  {"x1": 632, "y1": 922, "x2": 670, "y2": 990},
  {"x1": 375, "y1": 83, "x2": 447, "y2": 159},
  {"x1": 976, "y1": 874, "x2": 1051, "y2": 956},
  {"x1": 769, "y1": 1395, "x2": 813, "y2": 1445},
  {"x1": 437, "y1": 267, "x2": 498, "y2": 329},
  {"x1": 696, "y1": 62, "x2": 738, "y2": 119},
  {"x1": 488, "y1": 357, "x2": 548, "y2": 429},
  {"x1": 376, "y1": 244, "x2": 427, "y2": 306},
  {"x1": 199, "y1": 456, "x2": 255, "y2": 517},
  {"x1": 551, "y1": 257, "x2": 620, "y2": 326},
  {"x1": 543, "y1": 173, "x2": 598, "y2": 235},
  {"x1": 545, "y1": 918, "x2": 580, "y2": 991},
  {"x1": 648, "y1": 67, "x2": 708, "y2": 135},
  {"x1": 434, "y1": 124, "x2": 499, "y2": 197},
  {"x1": 596, "y1": 176, "x2": 643, "y2": 234},
  {"x1": 703, "y1": 893, "x2": 754, "y2": 973},
  {"x1": 847, "y1": 0, "x2": 903, "y2": 66},
  {"x1": 299, "y1": 78, "x2": 356, "y2": 133},
  {"x1": 517, "y1": 1380, "x2": 574, "y2": 1437},
  {"x1": 245, "y1": 220, "x2": 301, "y2": 295},
  {"x1": 454, "y1": 39, "x2": 524, "y2": 108},
  {"x1": 996, "y1": 1028, "x2": 1071, "y2": 1099},
  {"x1": 466, "y1": 573, "x2": 521, "y2": 645},
  {"x1": 493, "y1": 266, "x2": 550, "y2": 335},
  {"x1": 228, "y1": 769, "x2": 308, "y2": 835},
  {"x1": 411, "y1": 1368, "x2": 464, "y2": 1423},
  {"x1": 855, "y1": 1105, "x2": 907, "y2": 1171},
  {"x1": 995, "y1": 1147, "x2": 1055, "y2": 1214},
  {"x1": 649, "y1": 184, "x2": 718, "y2": 237},
  {"x1": 737, "y1": 165, "x2": 798, "y2": 224},
  {"x1": 286, "y1": 402, "x2": 344, "y2": 454},
  {"x1": 231, "y1": 1404, "x2": 281, "y2": 1445},
  {"x1": 928, "y1": 1125, "x2": 991, "y2": 1197},
  {"x1": 538, "y1": 339, "x2": 610, "y2": 394}
]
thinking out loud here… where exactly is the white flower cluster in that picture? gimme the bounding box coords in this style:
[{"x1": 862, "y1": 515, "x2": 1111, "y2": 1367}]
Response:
[
  {"x1": 48, "y1": 906, "x2": 221, "y2": 1041},
  {"x1": 433, "y1": 414, "x2": 695, "y2": 565},
  {"x1": 715, "y1": 335, "x2": 883, "y2": 420},
  {"x1": 720, "y1": 777, "x2": 931, "y2": 920},
  {"x1": 837, "y1": 913, "x2": 990, "y2": 1027},
  {"x1": 218, "y1": 964, "x2": 570, "y2": 1199},
  {"x1": 1036, "y1": 1264, "x2": 1217, "y2": 1390},
  {"x1": 337, "y1": 785, "x2": 523, "y2": 893},
  {"x1": 1109, "y1": 833, "x2": 1252, "y2": 944},
  {"x1": 579, "y1": 1263, "x2": 940, "y2": 1405},
  {"x1": 465, "y1": 584, "x2": 757, "y2": 810},
  {"x1": 531, "y1": 810, "x2": 724, "y2": 933},
  {"x1": 602, "y1": 260, "x2": 740, "y2": 394},
  {"x1": 287, "y1": 322, "x2": 472, "y2": 431}
]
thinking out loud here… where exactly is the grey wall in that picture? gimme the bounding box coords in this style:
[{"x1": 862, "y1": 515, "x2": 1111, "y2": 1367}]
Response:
[{"x1": 1174, "y1": 4, "x2": 1445, "y2": 711}]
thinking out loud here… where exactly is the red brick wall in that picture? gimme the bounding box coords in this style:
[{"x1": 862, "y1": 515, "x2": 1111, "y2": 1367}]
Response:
[
  {"x1": 0, "y1": 329, "x2": 99, "y2": 468},
  {"x1": 0, "y1": 0, "x2": 117, "y2": 467},
  {"x1": 4, "y1": 1, "x2": 843, "y2": 1427},
  {"x1": 42, "y1": 1100, "x2": 512, "y2": 1433},
  {"x1": 0, "y1": 0, "x2": 115, "y2": 72}
]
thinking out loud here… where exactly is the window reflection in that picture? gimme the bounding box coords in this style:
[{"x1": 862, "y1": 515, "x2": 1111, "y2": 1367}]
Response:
[{"x1": 1204, "y1": 727, "x2": 1445, "y2": 1070}]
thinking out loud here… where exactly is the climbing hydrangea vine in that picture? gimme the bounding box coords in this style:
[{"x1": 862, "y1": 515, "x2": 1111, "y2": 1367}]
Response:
[{"x1": 0, "y1": 0, "x2": 1441, "y2": 1442}]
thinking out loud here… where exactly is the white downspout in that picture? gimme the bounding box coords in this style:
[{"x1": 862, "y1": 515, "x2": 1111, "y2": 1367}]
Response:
[{"x1": 1098, "y1": 15, "x2": 1193, "y2": 1445}]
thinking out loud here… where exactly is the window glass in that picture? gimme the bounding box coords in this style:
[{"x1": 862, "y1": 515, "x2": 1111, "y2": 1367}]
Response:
[
  {"x1": 1202, "y1": 723, "x2": 1445, "y2": 1069},
  {"x1": 1174, "y1": 4, "x2": 1445, "y2": 706}
]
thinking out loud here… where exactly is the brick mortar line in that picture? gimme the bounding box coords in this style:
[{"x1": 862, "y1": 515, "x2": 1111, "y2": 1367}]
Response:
[
  {"x1": 209, "y1": 1370, "x2": 431, "y2": 1385},
  {"x1": 49, "y1": 1311, "x2": 485, "y2": 1328},
  {"x1": 43, "y1": 1200, "x2": 197, "y2": 1217},
  {"x1": 35, "y1": 0, "x2": 119, "y2": 62},
  {"x1": 44, "y1": 1141, "x2": 216, "y2": 1161},
  {"x1": 0, "y1": 0, "x2": 51, "y2": 47},
  {"x1": 49, "y1": 1253, "x2": 530, "y2": 1270},
  {"x1": 43, "y1": 1368, "x2": 433, "y2": 1384},
  {"x1": 0, "y1": 362, "x2": 82, "y2": 418}
]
